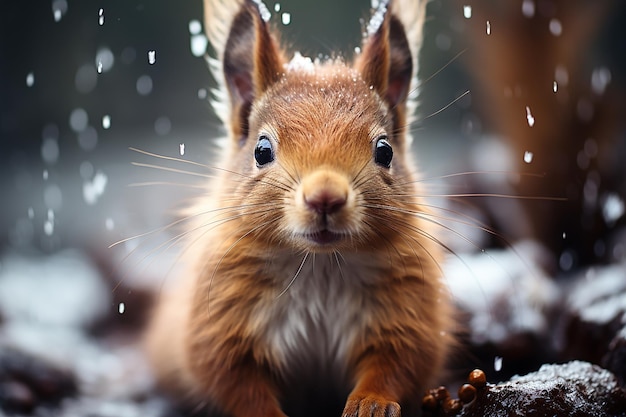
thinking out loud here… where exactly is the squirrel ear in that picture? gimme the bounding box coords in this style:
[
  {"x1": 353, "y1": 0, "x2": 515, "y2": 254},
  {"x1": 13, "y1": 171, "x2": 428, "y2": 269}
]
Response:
[
  {"x1": 356, "y1": 2, "x2": 413, "y2": 113},
  {"x1": 211, "y1": 0, "x2": 284, "y2": 144}
]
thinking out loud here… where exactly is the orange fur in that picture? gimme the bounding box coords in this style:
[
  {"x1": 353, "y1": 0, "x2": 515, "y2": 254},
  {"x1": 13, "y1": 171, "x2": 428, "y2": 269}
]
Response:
[{"x1": 145, "y1": 1, "x2": 452, "y2": 416}]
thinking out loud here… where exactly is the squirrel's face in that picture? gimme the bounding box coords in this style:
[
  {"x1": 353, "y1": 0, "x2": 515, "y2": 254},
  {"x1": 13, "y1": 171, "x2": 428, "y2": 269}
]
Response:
[
  {"x1": 228, "y1": 66, "x2": 418, "y2": 253},
  {"x1": 207, "y1": 0, "x2": 422, "y2": 254}
]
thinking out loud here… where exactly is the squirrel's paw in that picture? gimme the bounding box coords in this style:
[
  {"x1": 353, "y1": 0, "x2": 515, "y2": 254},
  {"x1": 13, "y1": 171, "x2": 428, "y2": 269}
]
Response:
[{"x1": 342, "y1": 393, "x2": 401, "y2": 417}]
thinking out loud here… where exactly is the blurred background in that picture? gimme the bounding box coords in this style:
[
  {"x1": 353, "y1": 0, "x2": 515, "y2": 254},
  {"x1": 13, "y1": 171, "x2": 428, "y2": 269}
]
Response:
[{"x1": 1, "y1": 0, "x2": 625, "y2": 271}]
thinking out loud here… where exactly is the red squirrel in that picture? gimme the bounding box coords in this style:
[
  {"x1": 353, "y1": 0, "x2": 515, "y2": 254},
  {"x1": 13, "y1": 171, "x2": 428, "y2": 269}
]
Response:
[{"x1": 145, "y1": 0, "x2": 453, "y2": 416}]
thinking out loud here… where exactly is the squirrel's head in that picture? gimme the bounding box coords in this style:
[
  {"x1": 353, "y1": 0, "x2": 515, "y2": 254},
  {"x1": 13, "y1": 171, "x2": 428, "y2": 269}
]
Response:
[{"x1": 204, "y1": 0, "x2": 429, "y2": 253}]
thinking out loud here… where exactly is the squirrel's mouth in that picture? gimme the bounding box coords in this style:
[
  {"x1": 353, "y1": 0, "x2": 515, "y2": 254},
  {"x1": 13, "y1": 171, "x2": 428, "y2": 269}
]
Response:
[{"x1": 304, "y1": 229, "x2": 343, "y2": 245}]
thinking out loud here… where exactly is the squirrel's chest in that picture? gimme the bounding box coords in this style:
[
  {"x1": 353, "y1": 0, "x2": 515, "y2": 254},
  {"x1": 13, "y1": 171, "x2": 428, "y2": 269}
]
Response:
[{"x1": 256, "y1": 257, "x2": 375, "y2": 378}]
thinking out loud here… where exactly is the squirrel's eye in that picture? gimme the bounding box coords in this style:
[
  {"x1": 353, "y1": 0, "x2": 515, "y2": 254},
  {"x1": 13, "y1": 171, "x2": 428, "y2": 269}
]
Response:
[
  {"x1": 374, "y1": 136, "x2": 393, "y2": 168},
  {"x1": 254, "y1": 135, "x2": 274, "y2": 167}
]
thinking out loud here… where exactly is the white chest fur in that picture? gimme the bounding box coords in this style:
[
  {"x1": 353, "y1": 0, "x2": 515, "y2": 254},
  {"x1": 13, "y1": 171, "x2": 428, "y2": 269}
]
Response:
[{"x1": 255, "y1": 253, "x2": 379, "y2": 379}]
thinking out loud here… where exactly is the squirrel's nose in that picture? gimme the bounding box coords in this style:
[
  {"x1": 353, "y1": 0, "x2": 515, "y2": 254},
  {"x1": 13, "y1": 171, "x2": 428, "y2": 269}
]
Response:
[
  {"x1": 301, "y1": 170, "x2": 350, "y2": 215},
  {"x1": 304, "y1": 189, "x2": 347, "y2": 215}
]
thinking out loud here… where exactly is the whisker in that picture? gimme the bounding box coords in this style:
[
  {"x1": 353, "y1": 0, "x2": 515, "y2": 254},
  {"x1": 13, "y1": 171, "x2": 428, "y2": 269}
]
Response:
[
  {"x1": 420, "y1": 192, "x2": 566, "y2": 201},
  {"x1": 275, "y1": 252, "x2": 309, "y2": 299},
  {"x1": 361, "y1": 185, "x2": 568, "y2": 202},
  {"x1": 352, "y1": 160, "x2": 377, "y2": 190},
  {"x1": 255, "y1": 173, "x2": 296, "y2": 194},
  {"x1": 276, "y1": 160, "x2": 300, "y2": 188},
  {"x1": 415, "y1": 48, "x2": 467, "y2": 90},
  {"x1": 419, "y1": 203, "x2": 504, "y2": 237},
  {"x1": 128, "y1": 181, "x2": 208, "y2": 188},
  {"x1": 364, "y1": 211, "x2": 443, "y2": 277},
  {"x1": 363, "y1": 202, "x2": 495, "y2": 251},
  {"x1": 416, "y1": 90, "x2": 470, "y2": 123},
  {"x1": 108, "y1": 201, "x2": 277, "y2": 249},
  {"x1": 130, "y1": 147, "x2": 213, "y2": 170},
  {"x1": 383, "y1": 218, "x2": 429, "y2": 278},
  {"x1": 207, "y1": 218, "x2": 281, "y2": 316},
  {"x1": 131, "y1": 162, "x2": 213, "y2": 179},
  {"x1": 332, "y1": 250, "x2": 346, "y2": 283},
  {"x1": 365, "y1": 202, "x2": 529, "y2": 321},
  {"x1": 109, "y1": 217, "x2": 192, "y2": 249},
  {"x1": 409, "y1": 170, "x2": 549, "y2": 184},
  {"x1": 131, "y1": 147, "x2": 294, "y2": 193},
  {"x1": 365, "y1": 209, "x2": 494, "y2": 311},
  {"x1": 361, "y1": 218, "x2": 408, "y2": 271},
  {"x1": 110, "y1": 203, "x2": 281, "y2": 292},
  {"x1": 364, "y1": 199, "x2": 501, "y2": 259},
  {"x1": 151, "y1": 210, "x2": 275, "y2": 298}
]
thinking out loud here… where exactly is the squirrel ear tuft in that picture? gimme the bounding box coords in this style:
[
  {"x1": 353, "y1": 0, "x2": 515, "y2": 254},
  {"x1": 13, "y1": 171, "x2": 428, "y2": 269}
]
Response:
[
  {"x1": 208, "y1": 0, "x2": 284, "y2": 145},
  {"x1": 357, "y1": 2, "x2": 413, "y2": 111},
  {"x1": 357, "y1": 0, "x2": 428, "y2": 142}
]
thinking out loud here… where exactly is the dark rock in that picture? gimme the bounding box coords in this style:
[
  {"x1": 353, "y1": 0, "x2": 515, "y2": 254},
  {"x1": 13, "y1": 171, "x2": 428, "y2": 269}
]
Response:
[
  {"x1": 461, "y1": 361, "x2": 626, "y2": 417},
  {"x1": 604, "y1": 327, "x2": 626, "y2": 388},
  {"x1": 556, "y1": 263, "x2": 626, "y2": 376},
  {"x1": 0, "y1": 349, "x2": 76, "y2": 414},
  {"x1": 0, "y1": 380, "x2": 36, "y2": 413}
]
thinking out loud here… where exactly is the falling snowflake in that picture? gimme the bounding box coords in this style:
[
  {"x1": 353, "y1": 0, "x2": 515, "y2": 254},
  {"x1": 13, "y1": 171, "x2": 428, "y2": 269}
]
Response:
[
  {"x1": 494, "y1": 356, "x2": 503, "y2": 372},
  {"x1": 463, "y1": 5, "x2": 472, "y2": 19},
  {"x1": 524, "y1": 151, "x2": 534, "y2": 164},
  {"x1": 281, "y1": 12, "x2": 291, "y2": 25},
  {"x1": 83, "y1": 171, "x2": 108, "y2": 205},
  {"x1": 525, "y1": 106, "x2": 535, "y2": 127},
  {"x1": 522, "y1": 0, "x2": 535, "y2": 18},
  {"x1": 549, "y1": 19, "x2": 562, "y2": 36},
  {"x1": 602, "y1": 194, "x2": 625, "y2": 226},
  {"x1": 52, "y1": 0, "x2": 68, "y2": 22}
]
